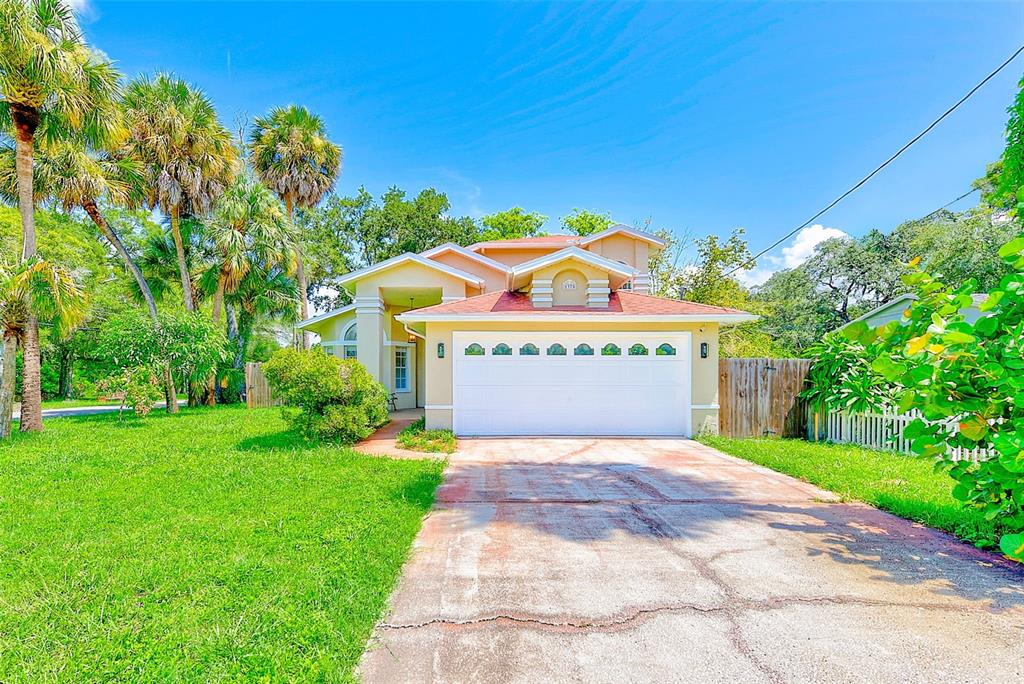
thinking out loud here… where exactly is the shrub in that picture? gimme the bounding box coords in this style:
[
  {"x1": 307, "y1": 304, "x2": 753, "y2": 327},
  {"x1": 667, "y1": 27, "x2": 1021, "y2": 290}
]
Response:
[
  {"x1": 263, "y1": 348, "x2": 389, "y2": 443},
  {"x1": 96, "y1": 368, "x2": 162, "y2": 417}
]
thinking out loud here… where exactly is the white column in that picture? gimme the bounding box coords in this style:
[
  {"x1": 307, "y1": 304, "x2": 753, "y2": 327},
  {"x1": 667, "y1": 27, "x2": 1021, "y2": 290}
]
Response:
[
  {"x1": 354, "y1": 296, "x2": 385, "y2": 384},
  {"x1": 586, "y1": 279, "x2": 610, "y2": 307},
  {"x1": 531, "y1": 279, "x2": 553, "y2": 308}
]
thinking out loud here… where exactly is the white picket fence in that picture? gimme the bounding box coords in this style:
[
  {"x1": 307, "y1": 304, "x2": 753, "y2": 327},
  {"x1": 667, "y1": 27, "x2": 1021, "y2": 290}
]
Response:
[{"x1": 813, "y1": 409, "x2": 992, "y2": 462}]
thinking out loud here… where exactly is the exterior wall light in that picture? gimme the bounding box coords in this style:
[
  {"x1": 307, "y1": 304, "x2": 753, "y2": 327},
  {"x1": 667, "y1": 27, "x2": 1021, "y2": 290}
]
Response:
[
  {"x1": 700, "y1": 342, "x2": 709, "y2": 359},
  {"x1": 437, "y1": 342, "x2": 445, "y2": 359}
]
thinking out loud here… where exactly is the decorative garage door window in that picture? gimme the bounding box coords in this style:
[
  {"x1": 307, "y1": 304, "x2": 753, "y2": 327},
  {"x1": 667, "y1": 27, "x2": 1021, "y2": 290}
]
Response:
[
  {"x1": 492, "y1": 343, "x2": 512, "y2": 356},
  {"x1": 465, "y1": 343, "x2": 485, "y2": 356},
  {"x1": 547, "y1": 343, "x2": 567, "y2": 356},
  {"x1": 601, "y1": 343, "x2": 621, "y2": 356},
  {"x1": 656, "y1": 343, "x2": 677, "y2": 356},
  {"x1": 574, "y1": 343, "x2": 594, "y2": 356},
  {"x1": 520, "y1": 343, "x2": 540, "y2": 356},
  {"x1": 629, "y1": 343, "x2": 648, "y2": 356}
]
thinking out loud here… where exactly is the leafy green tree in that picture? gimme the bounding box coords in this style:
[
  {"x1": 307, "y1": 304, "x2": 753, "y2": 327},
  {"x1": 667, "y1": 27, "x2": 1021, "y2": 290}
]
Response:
[
  {"x1": 754, "y1": 267, "x2": 844, "y2": 354},
  {"x1": 96, "y1": 307, "x2": 227, "y2": 404},
  {"x1": 330, "y1": 186, "x2": 480, "y2": 267},
  {"x1": 802, "y1": 229, "x2": 908, "y2": 323},
  {"x1": 294, "y1": 200, "x2": 355, "y2": 312},
  {"x1": 562, "y1": 208, "x2": 613, "y2": 236},
  {"x1": 200, "y1": 175, "x2": 295, "y2": 403},
  {"x1": 891, "y1": 208, "x2": 1017, "y2": 292},
  {"x1": 249, "y1": 105, "x2": 341, "y2": 347},
  {"x1": 0, "y1": 257, "x2": 87, "y2": 437},
  {"x1": 0, "y1": 0, "x2": 122, "y2": 431},
  {"x1": 679, "y1": 229, "x2": 784, "y2": 357},
  {"x1": 479, "y1": 207, "x2": 547, "y2": 241},
  {"x1": 122, "y1": 74, "x2": 239, "y2": 312}
]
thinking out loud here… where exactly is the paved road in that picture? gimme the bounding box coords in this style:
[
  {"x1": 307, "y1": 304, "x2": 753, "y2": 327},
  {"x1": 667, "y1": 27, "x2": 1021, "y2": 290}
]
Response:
[
  {"x1": 13, "y1": 400, "x2": 187, "y2": 420},
  {"x1": 359, "y1": 438, "x2": 1024, "y2": 683}
]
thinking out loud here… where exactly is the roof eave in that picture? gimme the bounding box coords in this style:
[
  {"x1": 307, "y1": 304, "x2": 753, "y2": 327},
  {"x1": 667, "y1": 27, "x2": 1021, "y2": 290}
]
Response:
[
  {"x1": 397, "y1": 312, "x2": 759, "y2": 325},
  {"x1": 336, "y1": 252, "x2": 485, "y2": 289}
]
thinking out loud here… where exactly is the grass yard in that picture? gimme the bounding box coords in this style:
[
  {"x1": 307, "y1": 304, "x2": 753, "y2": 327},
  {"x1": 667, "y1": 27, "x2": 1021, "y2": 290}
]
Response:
[
  {"x1": 700, "y1": 436, "x2": 1011, "y2": 551},
  {"x1": 0, "y1": 406, "x2": 445, "y2": 682},
  {"x1": 396, "y1": 418, "x2": 457, "y2": 454}
]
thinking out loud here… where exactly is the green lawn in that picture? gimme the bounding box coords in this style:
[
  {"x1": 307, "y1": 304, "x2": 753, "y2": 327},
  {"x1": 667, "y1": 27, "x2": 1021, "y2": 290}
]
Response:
[
  {"x1": 0, "y1": 406, "x2": 444, "y2": 681},
  {"x1": 397, "y1": 417, "x2": 457, "y2": 454},
  {"x1": 699, "y1": 436, "x2": 1010, "y2": 551},
  {"x1": 39, "y1": 397, "x2": 115, "y2": 410}
]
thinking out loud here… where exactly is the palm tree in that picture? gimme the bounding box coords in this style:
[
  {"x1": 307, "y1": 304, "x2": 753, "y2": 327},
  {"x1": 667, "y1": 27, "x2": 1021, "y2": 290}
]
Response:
[
  {"x1": 200, "y1": 174, "x2": 294, "y2": 403},
  {"x1": 0, "y1": 0, "x2": 123, "y2": 431},
  {"x1": 0, "y1": 257, "x2": 87, "y2": 438},
  {"x1": 249, "y1": 105, "x2": 341, "y2": 347},
  {"x1": 0, "y1": 139, "x2": 181, "y2": 411},
  {"x1": 121, "y1": 73, "x2": 239, "y2": 312}
]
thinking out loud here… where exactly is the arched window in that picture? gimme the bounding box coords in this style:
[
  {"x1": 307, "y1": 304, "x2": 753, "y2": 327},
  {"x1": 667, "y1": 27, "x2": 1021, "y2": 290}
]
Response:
[
  {"x1": 601, "y1": 343, "x2": 621, "y2": 356},
  {"x1": 465, "y1": 343, "x2": 485, "y2": 356},
  {"x1": 342, "y1": 322, "x2": 358, "y2": 359},
  {"x1": 629, "y1": 343, "x2": 648, "y2": 356},
  {"x1": 574, "y1": 343, "x2": 594, "y2": 356},
  {"x1": 492, "y1": 343, "x2": 512, "y2": 356},
  {"x1": 547, "y1": 343, "x2": 567, "y2": 356},
  {"x1": 656, "y1": 343, "x2": 676, "y2": 356},
  {"x1": 562, "y1": 279, "x2": 577, "y2": 290},
  {"x1": 520, "y1": 343, "x2": 540, "y2": 356}
]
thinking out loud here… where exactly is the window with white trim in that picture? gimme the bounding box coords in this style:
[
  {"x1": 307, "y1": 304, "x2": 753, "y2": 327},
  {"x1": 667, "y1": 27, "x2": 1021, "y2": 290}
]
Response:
[
  {"x1": 394, "y1": 347, "x2": 409, "y2": 392},
  {"x1": 342, "y1": 322, "x2": 357, "y2": 359}
]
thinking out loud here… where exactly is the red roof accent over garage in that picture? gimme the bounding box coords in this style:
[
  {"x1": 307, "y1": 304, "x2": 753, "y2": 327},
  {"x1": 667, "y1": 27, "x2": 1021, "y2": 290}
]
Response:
[{"x1": 410, "y1": 290, "x2": 748, "y2": 316}]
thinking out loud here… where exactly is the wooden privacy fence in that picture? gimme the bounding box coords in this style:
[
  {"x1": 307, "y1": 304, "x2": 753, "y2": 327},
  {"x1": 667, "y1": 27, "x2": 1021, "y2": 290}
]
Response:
[
  {"x1": 811, "y1": 408, "x2": 992, "y2": 462},
  {"x1": 245, "y1": 362, "x2": 278, "y2": 408},
  {"x1": 718, "y1": 358, "x2": 811, "y2": 438}
]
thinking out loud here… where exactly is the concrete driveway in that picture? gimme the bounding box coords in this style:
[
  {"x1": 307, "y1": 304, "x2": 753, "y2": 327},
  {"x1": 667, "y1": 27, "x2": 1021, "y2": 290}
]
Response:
[{"x1": 359, "y1": 438, "x2": 1024, "y2": 683}]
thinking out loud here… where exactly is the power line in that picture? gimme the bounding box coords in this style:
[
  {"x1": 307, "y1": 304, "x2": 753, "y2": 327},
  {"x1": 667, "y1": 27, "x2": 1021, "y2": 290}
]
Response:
[
  {"x1": 727, "y1": 42, "x2": 1024, "y2": 278},
  {"x1": 919, "y1": 187, "x2": 979, "y2": 222}
]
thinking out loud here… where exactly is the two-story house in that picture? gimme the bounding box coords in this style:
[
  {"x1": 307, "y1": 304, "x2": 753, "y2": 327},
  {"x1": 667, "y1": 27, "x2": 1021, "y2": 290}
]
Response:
[{"x1": 297, "y1": 225, "x2": 755, "y2": 436}]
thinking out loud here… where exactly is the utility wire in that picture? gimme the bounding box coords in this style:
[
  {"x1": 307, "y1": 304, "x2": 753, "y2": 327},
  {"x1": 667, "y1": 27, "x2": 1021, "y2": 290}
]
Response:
[
  {"x1": 918, "y1": 187, "x2": 978, "y2": 221},
  {"x1": 727, "y1": 43, "x2": 1024, "y2": 278}
]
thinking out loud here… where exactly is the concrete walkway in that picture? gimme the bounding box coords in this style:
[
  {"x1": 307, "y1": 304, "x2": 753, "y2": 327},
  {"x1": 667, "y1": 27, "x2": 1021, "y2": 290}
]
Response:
[
  {"x1": 352, "y1": 409, "x2": 440, "y2": 460},
  {"x1": 359, "y1": 437, "x2": 1024, "y2": 683}
]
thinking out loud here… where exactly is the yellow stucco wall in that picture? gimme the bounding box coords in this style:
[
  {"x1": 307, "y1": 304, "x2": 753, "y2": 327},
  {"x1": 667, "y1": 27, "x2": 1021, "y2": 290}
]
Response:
[
  {"x1": 423, "y1": 320, "x2": 720, "y2": 432},
  {"x1": 550, "y1": 269, "x2": 588, "y2": 306},
  {"x1": 428, "y1": 251, "x2": 507, "y2": 292},
  {"x1": 584, "y1": 234, "x2": 650, "y2": 271},
  {"x1": 353, "y1": 260, "x2": 472, "y2": 299}
]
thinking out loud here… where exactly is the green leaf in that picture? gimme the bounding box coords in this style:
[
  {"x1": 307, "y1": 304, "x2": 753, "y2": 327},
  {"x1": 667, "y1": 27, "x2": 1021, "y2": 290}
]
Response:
[
  {"x1": 943, "y1": 331, "x2": 975, "y2": 345},
  {"x1": 951, "y1": 483, "x2": 973, "y2": 501},
  {"x1": 999, "y1": 533, "x2": 1024, "y2": 561},
  {"x1": 997, "y1": 236, "x2": 1024, "y2": 259},
  {"x1": 958, "y1": 415, "x2": 988, "y2": 442},
  {"x1": 870, "y1": 356, "x2": 906, "y2": 382},
  {"x1": 841, "y1": 321, "x2": 869, "y2": 342}
]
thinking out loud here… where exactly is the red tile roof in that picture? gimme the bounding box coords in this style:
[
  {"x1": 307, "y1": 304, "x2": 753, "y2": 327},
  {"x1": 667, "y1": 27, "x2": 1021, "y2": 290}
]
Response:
[
  {"x1": 407, "y1": 290, "x2": 749, "y2": 316},
  {"x1": 468, "y1": 235, "x2": 579, "y2": 250}
]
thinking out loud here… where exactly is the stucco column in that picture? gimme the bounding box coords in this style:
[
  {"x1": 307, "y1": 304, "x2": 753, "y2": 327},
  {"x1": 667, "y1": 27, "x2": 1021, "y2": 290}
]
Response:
[{"x1": 355, "y1": 296, "x2": 385, "y2": 383}]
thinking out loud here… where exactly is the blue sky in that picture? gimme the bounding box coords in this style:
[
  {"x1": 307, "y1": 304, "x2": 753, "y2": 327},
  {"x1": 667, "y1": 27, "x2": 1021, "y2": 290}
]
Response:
[{"x1": 78, "y1": 1, "x2": 1024, "y2": 281}]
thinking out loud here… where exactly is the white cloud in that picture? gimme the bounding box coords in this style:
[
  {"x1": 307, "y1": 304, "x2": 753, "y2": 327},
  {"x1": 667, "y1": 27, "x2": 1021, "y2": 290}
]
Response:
[
  {"x1": 66, "y1": 0, "x2": 89, "y2": 10},
  {"x1": 735, "y1": 224, "x2": 849, "y2": 287},
  {"x1": 779, "y1": 224, "x2": 848, "y2": 269}
]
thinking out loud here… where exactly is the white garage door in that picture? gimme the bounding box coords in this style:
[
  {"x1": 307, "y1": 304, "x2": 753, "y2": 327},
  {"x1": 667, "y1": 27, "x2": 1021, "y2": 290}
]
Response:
[{"x1": 452, "y1": 331, "x2": 691, "y2": 437}]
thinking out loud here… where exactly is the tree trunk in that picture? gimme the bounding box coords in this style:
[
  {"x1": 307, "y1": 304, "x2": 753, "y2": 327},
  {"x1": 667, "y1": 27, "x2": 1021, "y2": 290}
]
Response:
[
  {"x1": 0, "y1": 332, "x2": 18, "y2": 439},
  {"x1": 11, "y1": 104, "x2": 43, "y2": 433},
  {"x1": 204, "y1": 275, "x2": 227, "y2": 406},
  {"x1": 20, "y1": 315, "x2": 42, "y2": 432},
  {"x1": 286, "y1": 197, "x2": 311, "y2": 349},
  {"x1": 57, "y1": 345, "x2": 73, "y2": 399},
  {"x1": 169, "y1": 208, "x2": 195, "y2": 311},
  {"x1": 226, "y1": 304, "x2": 242, "y2": 402},
  {"x1": 82, "y1": 200, "x2": 177, "y2": 413}
]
